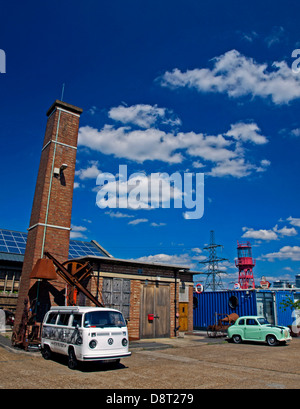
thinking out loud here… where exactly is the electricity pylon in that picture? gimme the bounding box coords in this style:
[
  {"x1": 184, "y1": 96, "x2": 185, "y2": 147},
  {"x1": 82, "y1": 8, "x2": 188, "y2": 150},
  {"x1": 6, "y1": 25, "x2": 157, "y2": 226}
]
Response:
[{"x1": 200, "y1": 230, "x2": 228, "y2": 291}]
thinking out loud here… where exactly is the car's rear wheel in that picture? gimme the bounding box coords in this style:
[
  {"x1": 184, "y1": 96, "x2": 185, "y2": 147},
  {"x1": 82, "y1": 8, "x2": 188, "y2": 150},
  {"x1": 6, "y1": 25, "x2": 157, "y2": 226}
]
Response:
[
  {"x1": 232, "y1": 334, "x2": 242, "y2": 344},
  {"x1": 266, "y1": 335, "x2": 278, "y2": 346}
]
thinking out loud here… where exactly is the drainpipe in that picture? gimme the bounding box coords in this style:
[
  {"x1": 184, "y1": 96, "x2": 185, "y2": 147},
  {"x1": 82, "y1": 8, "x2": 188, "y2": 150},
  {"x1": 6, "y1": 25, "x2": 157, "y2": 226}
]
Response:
[
  {"x1": 96, "y1": 262, "x2": 100, "y2": 301},
  {"x1": 174, "y1": 270, "x2": 178, "y2": 337}
]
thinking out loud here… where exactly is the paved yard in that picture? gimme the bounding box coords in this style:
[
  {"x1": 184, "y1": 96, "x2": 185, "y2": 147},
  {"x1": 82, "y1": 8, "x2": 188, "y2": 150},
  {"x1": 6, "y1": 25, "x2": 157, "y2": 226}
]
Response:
[{"x1": 0, "y1": 334, "x2": 299, "y2": 389}]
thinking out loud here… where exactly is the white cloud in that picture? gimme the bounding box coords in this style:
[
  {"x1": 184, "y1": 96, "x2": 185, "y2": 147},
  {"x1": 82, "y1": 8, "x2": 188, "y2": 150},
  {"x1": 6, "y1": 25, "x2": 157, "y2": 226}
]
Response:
[
  {"x1": 105, "y1": 211, "x2": 134, "y2": 219},
  {"x1": 291, "y1": 128, "x2": 300, "y2": 137},
  {"x1": 108, "y1": 104, "x2": 181, "y2": 128},
  {"x1": 273, "y1": 224, "x2": 297, "y2": 237},
  {"x1": 242, "y1": 227, "x2": 278, "y2": 241},
  {"x1": 260, "y1": 159, "x2": 271, "y2": 167},
  {"x1": 132, "y1": 253, "x2": 193, "y2": 267},
  {"x1": 79, "y1": 111, "x2": 268, "y2": 178},
  {"x1": 78, "y1": 125, "x2": 184, "y2": 164},
  {"x1": 209, "y1": 158, "x2": 256, "y2": 178},
  {"x1": 192, "y1": 161, "x2": 205, "y2": 169},
  {"x1": 242, "y1": 222, "x2": 298, "y2": 241},
  {"x1": 264, "y1": 26, "x2": 285, "y2": 48},
  {"x1": 159, "y1": 49, "x2": 300, "y2": 104},
  {"x1": 240, "y1": 31, "x2": 258, "y2": 43},
  {"x1": 226, "y1": 122, "x2": 268, "y2": 145},
  {"x1": 71, "y1": 225, "x2": 87, "y2": 232},
  {"x1": 256, "y1": 159, "x2": 271, "y2": 173},
  {"x1": 287, "y1": 216, "x2": 300, "y2": 227},
  {"x1": 262, "y1": 246, "x2": 300, "y2": 261},
  {"x1": 75, "y1": 161, "x2": 101, "y2": 180},
  {"x1": 70, "y1": 225, "x2": 88, "y2": 239},
  {"x1": 128, "y1": 218, "x2": 148, "y2": 225},
  {"x1": 88, "y1": 106, "x2": 97, "y2": 115},
  {"x1": 151, "y1": 222, "x2": 166, "y2": 227},
  {"x1": 70, "y1": 231, "x2": 87, "y2": 239}
]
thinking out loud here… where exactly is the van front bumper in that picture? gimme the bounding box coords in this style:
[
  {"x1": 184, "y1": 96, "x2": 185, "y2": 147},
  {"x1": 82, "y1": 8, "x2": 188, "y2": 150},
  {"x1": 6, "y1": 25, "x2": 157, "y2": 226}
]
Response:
[{"x1": 82, "y1": 352, "x2": 132, "y2": 361}]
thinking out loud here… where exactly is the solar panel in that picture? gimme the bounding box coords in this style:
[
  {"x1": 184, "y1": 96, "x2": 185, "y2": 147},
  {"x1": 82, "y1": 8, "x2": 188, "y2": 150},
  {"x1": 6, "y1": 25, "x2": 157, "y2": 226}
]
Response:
[
  {"x1": 0, "y1": 229, "x2": 108, "y2": 259},
  {"x1": 69, "y1": 240, "x2": 107, "y2": 258},
  {"x1": 0, "y1": 229, "x2": 27, "y2": 254}
]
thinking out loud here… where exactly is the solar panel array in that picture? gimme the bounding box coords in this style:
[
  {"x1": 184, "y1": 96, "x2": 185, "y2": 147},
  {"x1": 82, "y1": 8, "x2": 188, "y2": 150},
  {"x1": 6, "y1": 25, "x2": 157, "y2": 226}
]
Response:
[
  {"x1": 68, "y1": 240, "x2": 107, "y2": 258},
  {"x1": 0, "y1": 229, "x2": 27, "y2": 255},
  {"x1": 0, "y1": 229, "x2": 108, "y2": 259}
]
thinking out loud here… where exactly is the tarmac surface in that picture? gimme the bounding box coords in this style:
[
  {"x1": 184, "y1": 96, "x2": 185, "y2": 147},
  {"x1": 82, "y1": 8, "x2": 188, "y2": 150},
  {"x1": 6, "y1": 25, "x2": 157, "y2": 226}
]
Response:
[{"x1": 0, "y1": 330, "x2": 299, "y2": 390}]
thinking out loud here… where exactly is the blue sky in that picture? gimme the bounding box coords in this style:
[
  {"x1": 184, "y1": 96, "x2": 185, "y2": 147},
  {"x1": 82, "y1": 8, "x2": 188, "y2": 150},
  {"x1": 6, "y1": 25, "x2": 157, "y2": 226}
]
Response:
[{"x1": 1, "y1": 0, "x2": 300, "y2": 287}]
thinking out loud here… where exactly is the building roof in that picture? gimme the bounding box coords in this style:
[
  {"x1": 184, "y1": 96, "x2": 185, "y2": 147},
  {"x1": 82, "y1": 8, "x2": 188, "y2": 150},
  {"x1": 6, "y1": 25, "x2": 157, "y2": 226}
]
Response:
[
  {"x1": 0, "y1": 252, "x2": 24, "y2": 263},
  {"x1": 0, "y1": 228, "x2": 110, "y2": 262},
  {"x1": 0, "y1": 228, "x2": 196, "y2": 275},
  {"x1": 73, "y1": 254, "x2": 194, "y2": 272}
]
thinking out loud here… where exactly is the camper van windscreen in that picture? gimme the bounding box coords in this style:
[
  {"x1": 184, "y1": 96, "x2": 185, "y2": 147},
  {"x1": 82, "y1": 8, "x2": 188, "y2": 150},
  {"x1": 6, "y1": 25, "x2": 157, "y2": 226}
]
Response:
[{"x1": 83, "y1": 311, "x2": 126, "y2": 328}]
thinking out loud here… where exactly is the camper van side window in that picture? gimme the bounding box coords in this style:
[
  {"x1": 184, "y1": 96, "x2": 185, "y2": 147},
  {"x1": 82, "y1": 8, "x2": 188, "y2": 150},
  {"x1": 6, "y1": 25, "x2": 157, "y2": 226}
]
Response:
[
  {"x1": 46, "y1": 313, "x2": 58, "y2": 325},
  {"x1": 57, "y1": 313, "x2": 71, "y2": 326},
  {"x1": 71, "y1": 314, "x2": 82, "y2": 328}
]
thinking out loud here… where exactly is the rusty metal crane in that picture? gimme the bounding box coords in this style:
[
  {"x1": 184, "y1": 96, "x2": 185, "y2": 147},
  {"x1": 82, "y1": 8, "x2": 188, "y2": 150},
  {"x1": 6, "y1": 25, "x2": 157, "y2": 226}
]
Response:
[
  {"x1": 44, "y1": 252, "x2": 104, "y2": 308},
  {"x1": 11, "y1": 252, "x2": 104, "y2": 350}
]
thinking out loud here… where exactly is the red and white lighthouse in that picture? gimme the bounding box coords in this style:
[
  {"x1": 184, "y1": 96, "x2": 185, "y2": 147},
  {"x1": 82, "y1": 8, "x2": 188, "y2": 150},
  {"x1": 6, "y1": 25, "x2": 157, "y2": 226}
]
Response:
[{"x1": 235, "y1": 241, "x2": 256, "y2": 289}]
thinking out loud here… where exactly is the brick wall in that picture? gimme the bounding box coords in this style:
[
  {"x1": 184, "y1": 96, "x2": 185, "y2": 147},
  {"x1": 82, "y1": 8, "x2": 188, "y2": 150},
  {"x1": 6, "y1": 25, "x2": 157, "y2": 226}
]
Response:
[
  {"x1": 86, "y1": 264, "x2": 192, "y2": 340},
  {"x1": 14, "y1": 101, "x2": 82, "y2": 329},
  {"x1": 127, "y1": 280, "x2": 141, "y2": 340}
]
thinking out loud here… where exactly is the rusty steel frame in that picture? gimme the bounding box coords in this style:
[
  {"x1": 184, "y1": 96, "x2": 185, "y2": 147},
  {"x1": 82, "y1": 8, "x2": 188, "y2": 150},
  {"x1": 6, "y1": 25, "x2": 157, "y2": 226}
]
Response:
[
  {"x1": 44, "y1": 252, "x2": 104, "y2": 308},
  {"x1": 207, "y1": 313, "x2": 239, "y2": 338}
]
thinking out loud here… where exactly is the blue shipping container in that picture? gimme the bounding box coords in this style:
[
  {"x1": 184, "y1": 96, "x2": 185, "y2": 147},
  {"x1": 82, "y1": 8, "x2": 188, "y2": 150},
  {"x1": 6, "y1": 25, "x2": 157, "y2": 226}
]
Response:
[
  {"x1": 193, "y1": 289, "x2": 297, "y2": 329},
  {"x1": 193, "y1": 290, "x2": 257, "y2": 329}
]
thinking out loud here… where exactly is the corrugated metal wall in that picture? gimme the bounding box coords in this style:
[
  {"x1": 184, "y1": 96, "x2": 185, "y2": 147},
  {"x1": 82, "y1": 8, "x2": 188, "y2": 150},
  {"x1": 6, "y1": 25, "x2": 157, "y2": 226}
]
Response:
[
  {"x1": 193, "y1": 290, "x2": 257, "y2": 329},
  {"x1": 193, "y1": 289, "x2": 298, "y2": 329}
]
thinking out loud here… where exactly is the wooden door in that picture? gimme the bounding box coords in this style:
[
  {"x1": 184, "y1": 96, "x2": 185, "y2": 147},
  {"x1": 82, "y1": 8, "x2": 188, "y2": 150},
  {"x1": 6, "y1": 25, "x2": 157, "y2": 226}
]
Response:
[
  {"x1": 179, "y1": 302, "x2": 188, "y2": 332},
  {"x1": 102, "y1": 278, "x2": 131, "y2": 320},
  {"x1": 140, "y1": 283, "x2": 170, "y2": 338}
]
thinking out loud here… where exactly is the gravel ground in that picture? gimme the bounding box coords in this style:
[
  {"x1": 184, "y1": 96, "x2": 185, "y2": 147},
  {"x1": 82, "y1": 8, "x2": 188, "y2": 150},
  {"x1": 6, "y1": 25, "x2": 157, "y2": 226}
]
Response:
[{"x1": 0, "y1": 333, "x2": 299, "y2": 389}]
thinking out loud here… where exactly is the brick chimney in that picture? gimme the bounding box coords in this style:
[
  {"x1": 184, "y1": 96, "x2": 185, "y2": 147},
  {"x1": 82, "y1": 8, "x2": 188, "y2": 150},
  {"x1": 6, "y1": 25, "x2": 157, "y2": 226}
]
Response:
[{"x1": 14, "y1": 100, "x2": 83, "y2": 327}]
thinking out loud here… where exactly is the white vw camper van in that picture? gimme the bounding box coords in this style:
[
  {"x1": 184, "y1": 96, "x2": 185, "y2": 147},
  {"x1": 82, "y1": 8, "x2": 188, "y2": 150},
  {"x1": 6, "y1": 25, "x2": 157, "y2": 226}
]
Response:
[{"x1": 40, "y1": 306, "x2": 131, "y2": 369}]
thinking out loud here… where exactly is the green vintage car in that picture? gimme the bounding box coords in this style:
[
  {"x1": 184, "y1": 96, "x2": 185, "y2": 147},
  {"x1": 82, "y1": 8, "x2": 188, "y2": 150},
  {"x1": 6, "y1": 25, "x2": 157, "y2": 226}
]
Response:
[{"x1": 227, "y1": 316, "x2": 291, "y2": 346}]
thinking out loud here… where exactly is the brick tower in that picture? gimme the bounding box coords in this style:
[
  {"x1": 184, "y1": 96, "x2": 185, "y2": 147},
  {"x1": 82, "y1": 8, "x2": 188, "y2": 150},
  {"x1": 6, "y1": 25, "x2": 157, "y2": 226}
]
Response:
[{"x1": 14, "y1": 100, "x2": 83, "y2": 327}]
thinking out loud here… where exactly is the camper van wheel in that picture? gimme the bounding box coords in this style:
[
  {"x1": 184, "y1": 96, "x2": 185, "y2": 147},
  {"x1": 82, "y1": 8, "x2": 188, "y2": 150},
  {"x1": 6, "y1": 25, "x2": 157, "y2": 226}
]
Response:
[
  {"x1": 41, "y1": 345, "x2": 52, "y2": 360},
  {"x1": 68, "y1": 347, "x2": 78, "y2": 370}
]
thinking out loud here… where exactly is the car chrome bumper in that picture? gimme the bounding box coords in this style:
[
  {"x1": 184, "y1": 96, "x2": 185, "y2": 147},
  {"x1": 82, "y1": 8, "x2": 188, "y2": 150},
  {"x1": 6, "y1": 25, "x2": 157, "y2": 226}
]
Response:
[{"x1": 82, "y1": 352, "x2": 132, "y2": 361}]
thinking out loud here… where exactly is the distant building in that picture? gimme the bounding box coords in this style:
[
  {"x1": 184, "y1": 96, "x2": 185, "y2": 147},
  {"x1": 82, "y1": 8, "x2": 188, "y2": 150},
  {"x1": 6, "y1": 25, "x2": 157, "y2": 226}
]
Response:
[{"x1": 272, "y1": 279, "x2": 292, "y2": 289}]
